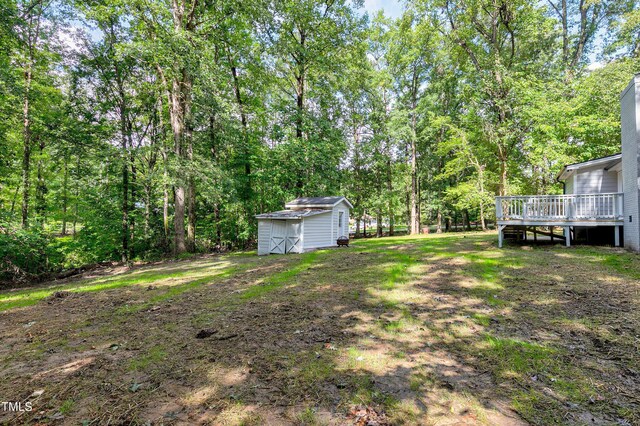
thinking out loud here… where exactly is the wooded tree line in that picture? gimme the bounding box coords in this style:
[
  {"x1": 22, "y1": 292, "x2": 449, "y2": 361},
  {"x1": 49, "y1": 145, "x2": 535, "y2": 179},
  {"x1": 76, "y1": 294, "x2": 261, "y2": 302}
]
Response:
[{"x1": 1, "y1": 0, "x2": 639, "y2": 280}]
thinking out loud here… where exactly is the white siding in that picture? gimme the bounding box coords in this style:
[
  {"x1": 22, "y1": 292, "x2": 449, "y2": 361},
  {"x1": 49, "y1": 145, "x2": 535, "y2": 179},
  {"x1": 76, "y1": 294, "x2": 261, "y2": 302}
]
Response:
[
  {"x1": 302, "y1": 213, "x2": 333, "y2": 249},
  {"x1": 565, "y1": 175, "x2": 574, "y2": 194},
  {"x1": 573, "y1": 166, "x2": 619, "y2": 194},
  {"x1": 332, "y1": 200, "x2": 350, "y2": 239},
  {"x1": 622, "y1": 75, "x2": 640, "y2": 251},
  {"x1": 257, "y1": 220, "x2": 271, "y2": 255}
]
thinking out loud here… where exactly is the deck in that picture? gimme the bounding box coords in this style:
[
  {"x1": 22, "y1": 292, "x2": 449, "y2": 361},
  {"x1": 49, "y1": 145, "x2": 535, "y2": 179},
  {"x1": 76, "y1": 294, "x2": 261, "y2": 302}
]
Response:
[{"x1": 495, "y1": 193, "x2": 623, "y2": 247}]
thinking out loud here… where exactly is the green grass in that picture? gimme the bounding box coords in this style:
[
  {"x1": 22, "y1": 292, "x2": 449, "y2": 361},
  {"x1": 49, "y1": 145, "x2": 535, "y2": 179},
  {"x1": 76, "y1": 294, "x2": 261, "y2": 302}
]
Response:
[
  {"x1": 116, "y1": 265, "x2": 248, "y2": 315},
  {"x1": 239, "y1": 251, "x2": 320, "y2": 300},
  {"x1": 128, "y1": 345, "x2": 167, "y2": 371},
  {"x1": 1, "y1": 232, "x2": 639, "y2": 425},
  {"x1": 0, "y1": 257, "x2": 248, "y2": 312},
  {"x1": 58, "y1": 399, "x2": 75, "y2": 415},
  {"x1": 480, "y1": 335, "x2": 555, "y2": 376}
]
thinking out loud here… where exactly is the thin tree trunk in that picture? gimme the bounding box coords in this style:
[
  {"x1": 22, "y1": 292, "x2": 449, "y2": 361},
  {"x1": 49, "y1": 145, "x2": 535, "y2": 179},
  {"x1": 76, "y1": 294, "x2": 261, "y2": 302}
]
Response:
[
  {"x1": 170, "y1": 78, "x2": 187, "y2": 254},
  {"x1": 73, "y1": 156, "x2": 79, "y2": 237},
  {"x1": 159, "y1": 97, "x2": 170, "y2": 249},
  {"x1": 130, "y1": 150, "x2": 136, "y2": 259},
  {"x1": 363, "y1": 212, "x2": 367, "y2": 238},
  {"x1": 409, "y1": 69, "x2": 420, "y2": 235},
  {"x1": 62, "y1": 155, "x2": 69, "y2": 235},
  {"x1": 120, "y1": 104, "x2": 130, "y2": 262},
  {"x1": 479, "y1": 167, "x2": 487, "y2": 230},
  {"x1": 35, "y1": 136, "x2": 46, "y2": 227},
  {"x1": 21, "y1": 57, "x2": 33, "y2": 228},
  {"x1": 227, "y1": 45, "x2": 252, "y2": 204},
  {"x1": 186, "y1": 83, "x2": 196, "y2": 253},
  {"x1": 387, "y1": 157, "x2": 394, "y2": 236}
]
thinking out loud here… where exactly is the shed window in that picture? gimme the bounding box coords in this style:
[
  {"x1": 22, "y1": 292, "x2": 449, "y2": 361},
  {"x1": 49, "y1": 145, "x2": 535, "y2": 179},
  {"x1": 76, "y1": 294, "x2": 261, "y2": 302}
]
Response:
[{"x1": 339, "y1": 211, "x2": 343, "y2": 230}]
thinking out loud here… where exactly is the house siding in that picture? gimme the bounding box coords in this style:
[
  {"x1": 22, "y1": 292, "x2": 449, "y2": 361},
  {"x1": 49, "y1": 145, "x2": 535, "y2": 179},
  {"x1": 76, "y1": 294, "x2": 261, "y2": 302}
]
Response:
[
  {"x1": 565, "y1": 176, "x2": 573, "y2": 194},
  {"x1": 572, "y1": 166, "x2": 619, "y2": 194},
  {"x1": 302, "y1": 213, "x2": 333, "y2": 249},
  {"x1": 257, "y1": 220, "x2": 271, "y2": 255},
  {"x1": 622, "y1": 75, "x2": 640, "y2": 251}
]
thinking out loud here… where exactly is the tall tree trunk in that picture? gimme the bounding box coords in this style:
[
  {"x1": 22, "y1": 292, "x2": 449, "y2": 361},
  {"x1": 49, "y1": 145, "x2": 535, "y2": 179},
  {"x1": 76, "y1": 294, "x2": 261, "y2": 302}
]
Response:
[
  {"x1": 21, "y1": 58, "x2": 33, "y2": 228},
  {"x1": 73, "y1": 156, "x2": 79, "y2": 237},
  {"x1": 498, "y1": 156, "x2": 508, "y2": 196},
  {"x1": 294, "y1": 28, "x2": 306, "y2": 192},
  {"x1": 463, "y1": 209, "x2": 471, "y2": 231},
  {"x1": 61, "y1": 155, "x2": 69, "y2": 235},
  {"x1": 159, "y1": 98, "x2": 170, "y2": 249},
  {"x1": 478, "y1": 166, "x2": 487, "y2": 230},
  {"x1": 170, "y1": 77, "x2": 187, "y2": 254},
  {"x1": 119, "y1": 103, "x2": 130, "y2": 263},
  {"x1": 130, "y1": 150, "x2": 136, "y2": 259},
  {"x1": 227, "y1": 46, "x2": 252, "y2": 203},
  {"x1": 35, "y1": 136, "x2": 46, "y2": 227},
  {"x1": 409, "y1": 69, "x2": 420, "y2": 235},
  {"x1": 363, "y1": 211, "x2": 367, "y2": 238},
  {"x1": 185, "y1": 84, "x2": 196, "y2": 253},
  {"x1": 436, "y1": 209, "x2": 442, "y2": 233},
  {"x1": 387, "y1": 157, "x2": 394, "y2": 236},
  {"x1": 20, "y1": 9, "x2": 43, "y2": 229}
]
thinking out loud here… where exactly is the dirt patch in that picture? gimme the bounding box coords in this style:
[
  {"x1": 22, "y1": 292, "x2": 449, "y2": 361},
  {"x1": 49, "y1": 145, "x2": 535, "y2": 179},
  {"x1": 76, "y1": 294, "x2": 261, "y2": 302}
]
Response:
[{"x1": 0, "y1": 235, "x2": 638, "y2": 425}]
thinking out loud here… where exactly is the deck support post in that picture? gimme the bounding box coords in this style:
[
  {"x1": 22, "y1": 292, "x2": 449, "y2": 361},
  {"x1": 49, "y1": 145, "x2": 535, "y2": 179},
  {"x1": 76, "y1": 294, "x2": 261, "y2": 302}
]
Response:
[
  {"x1": 564, "y1": 227, "x2": 571, "y2": 247},
  {"x1": 615, "y1": 225, "x2": 621, "y2": 247},
  {"x1": 498, "y1": 225, "x2": 506, "y2": 248},
  {"x1": 533, "y1": 227, "x2": 537, "y2": 242}
]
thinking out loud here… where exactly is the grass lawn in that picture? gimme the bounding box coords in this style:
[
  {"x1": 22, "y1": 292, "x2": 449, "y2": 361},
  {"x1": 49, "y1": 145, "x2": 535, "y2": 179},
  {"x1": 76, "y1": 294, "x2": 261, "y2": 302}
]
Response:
[{"x1": 0, "y1": 233, "x2": 638, "y2": 425}]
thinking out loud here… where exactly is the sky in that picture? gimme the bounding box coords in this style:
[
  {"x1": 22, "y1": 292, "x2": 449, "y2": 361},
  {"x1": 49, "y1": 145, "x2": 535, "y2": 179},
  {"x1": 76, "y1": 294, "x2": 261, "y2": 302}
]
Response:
[{"x1": 361, "y1": 0, "x2": 404, "y2": 19}]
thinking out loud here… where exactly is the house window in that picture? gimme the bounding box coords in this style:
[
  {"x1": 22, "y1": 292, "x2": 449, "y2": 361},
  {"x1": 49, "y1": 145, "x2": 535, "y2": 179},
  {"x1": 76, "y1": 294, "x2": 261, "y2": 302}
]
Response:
[{"x1": 338, "y1": 212, "x2": 343, "y2": 231}]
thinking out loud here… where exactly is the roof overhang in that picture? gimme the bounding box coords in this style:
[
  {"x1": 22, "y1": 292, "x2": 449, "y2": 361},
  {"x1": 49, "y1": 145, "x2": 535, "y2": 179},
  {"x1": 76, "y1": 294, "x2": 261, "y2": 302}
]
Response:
[
  {"x1": 556, "y1": 153, "x2": 622, "y2": 181},
  {"x1": 285, "y1": 196, "x2": 353, "y2": 209},
  {"x1": 255, "y1": 209, "x2": 332, "y2": 220}
]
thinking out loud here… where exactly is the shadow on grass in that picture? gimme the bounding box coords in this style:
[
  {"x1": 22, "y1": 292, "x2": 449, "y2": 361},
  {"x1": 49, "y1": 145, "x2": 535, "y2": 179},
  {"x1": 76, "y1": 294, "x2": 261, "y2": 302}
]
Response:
[{"x1": 1, "y1": 233, "x2": 638, "y2": 425}]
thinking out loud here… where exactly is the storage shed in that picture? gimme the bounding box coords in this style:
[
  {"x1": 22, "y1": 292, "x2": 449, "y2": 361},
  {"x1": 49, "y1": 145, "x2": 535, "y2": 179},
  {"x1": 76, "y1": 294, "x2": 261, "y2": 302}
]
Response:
[{"x1": 256, "y1": 196, "x2": 353, "y2": 255}]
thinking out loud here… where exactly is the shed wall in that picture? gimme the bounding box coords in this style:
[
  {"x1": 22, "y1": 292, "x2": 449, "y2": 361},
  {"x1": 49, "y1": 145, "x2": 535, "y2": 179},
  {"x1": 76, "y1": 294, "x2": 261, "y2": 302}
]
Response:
[
  {"x1": 332, "y1": 200, "x2": 350, "y2": 240},
  {"x1": 257, "y1": 220, "x2": 271, "y2": 255},
  {"x1": 302, "y1": 213, "x2": 333, "y2": 249}
]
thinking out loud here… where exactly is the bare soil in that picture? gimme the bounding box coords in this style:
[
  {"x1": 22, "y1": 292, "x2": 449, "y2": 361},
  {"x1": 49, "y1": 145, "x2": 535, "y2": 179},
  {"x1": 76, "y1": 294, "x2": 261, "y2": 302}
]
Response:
[{"x1": 0, "y1": 234, "x2": 638, "y2": 425}]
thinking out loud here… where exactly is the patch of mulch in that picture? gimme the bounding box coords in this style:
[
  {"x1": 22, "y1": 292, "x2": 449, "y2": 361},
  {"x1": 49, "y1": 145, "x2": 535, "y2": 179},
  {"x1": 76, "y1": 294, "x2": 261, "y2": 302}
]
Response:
[{"x1": 347, "y1": 405, "x2": 390, "y2": 426}]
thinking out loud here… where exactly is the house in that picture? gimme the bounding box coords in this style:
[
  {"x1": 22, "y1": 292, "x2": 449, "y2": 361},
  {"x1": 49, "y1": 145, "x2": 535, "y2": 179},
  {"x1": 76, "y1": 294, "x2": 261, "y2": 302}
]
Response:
[
  {"x1": 496, "y1": 74, "x2": 640, "y2": 250},
  {"x1": 256, "y1": 196, "x2": 353, "y2": 255}
]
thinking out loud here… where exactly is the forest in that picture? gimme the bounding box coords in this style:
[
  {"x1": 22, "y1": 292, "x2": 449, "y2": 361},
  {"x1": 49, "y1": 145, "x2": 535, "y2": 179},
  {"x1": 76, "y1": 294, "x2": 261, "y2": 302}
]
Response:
[{"x1": 1, "y1": 0, "x2": 639, "y2": 281}]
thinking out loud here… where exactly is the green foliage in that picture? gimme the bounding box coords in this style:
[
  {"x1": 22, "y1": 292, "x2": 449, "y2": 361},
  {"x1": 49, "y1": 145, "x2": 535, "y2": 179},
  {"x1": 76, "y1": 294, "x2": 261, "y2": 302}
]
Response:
[
  {"x1": 0, "y1": 227, "x2": 50, "y2": 281},
  {"x1": 1, "y1": 0, "x2": 638, "y2": 282}
]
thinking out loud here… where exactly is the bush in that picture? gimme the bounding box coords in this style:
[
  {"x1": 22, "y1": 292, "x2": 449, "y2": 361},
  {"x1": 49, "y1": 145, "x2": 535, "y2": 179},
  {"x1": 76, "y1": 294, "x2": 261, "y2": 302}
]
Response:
[{"x1": 0, "y1": 228, "x2": 51, "y2": 282}]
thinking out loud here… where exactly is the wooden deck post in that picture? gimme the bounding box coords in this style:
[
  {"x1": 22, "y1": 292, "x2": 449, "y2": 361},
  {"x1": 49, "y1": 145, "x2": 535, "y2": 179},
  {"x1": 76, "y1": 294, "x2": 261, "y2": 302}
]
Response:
[
  {"x1": 564, "y1": 227, "x2": 571, "y2": 247},
  {"x1": 498, "y1": 225, "x2": 505, "y2": 248},
  {"x1": 615, "y1": 225, "x2": 621, "y2": 247}
]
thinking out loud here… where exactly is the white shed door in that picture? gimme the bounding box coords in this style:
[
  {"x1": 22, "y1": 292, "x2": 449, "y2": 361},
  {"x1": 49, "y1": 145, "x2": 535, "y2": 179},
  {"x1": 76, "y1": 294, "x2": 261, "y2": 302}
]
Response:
[
  {"x1": 286, "y1": 221, "x2": 302, "y2": 253},
  {"x1": 269, "y1": 220, "x2": 287, "y2": 254}
]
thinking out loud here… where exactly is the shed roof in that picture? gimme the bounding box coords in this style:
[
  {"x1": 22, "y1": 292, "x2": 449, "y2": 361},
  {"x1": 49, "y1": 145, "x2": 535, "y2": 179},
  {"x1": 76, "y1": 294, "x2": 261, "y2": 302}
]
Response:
[
  {"x1": 255, "y1": 209, "x2": 331, "y2": 220},
  {"x1": 557, "y1": 153, "x2": 621, "y2": 181},
  {"x1": 285, "y1": 196, "x2": 353, "y2": 209}
]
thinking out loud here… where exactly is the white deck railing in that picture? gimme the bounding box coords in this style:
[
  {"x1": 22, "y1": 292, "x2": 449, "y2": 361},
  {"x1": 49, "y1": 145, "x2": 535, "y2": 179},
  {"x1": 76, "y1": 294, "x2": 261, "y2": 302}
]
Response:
[{"x1": 496, "y1": 193, "x2": 624, "y2": 222}]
